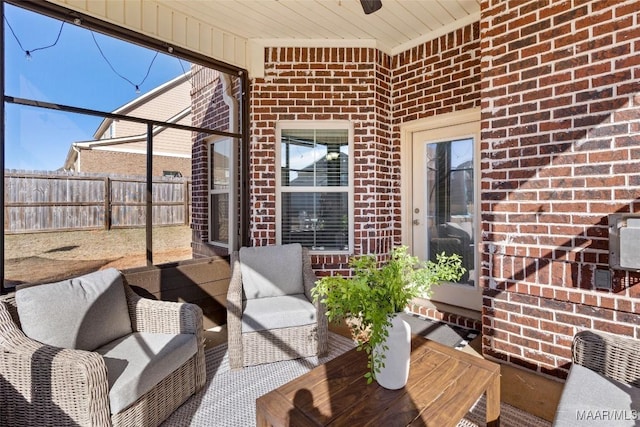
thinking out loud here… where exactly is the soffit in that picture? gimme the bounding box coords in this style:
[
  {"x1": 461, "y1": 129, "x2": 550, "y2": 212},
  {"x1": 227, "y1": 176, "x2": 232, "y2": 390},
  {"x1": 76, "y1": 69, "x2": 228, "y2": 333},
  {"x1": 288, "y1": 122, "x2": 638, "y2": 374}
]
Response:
[
  {"x1": 45, "y1": 0, "x2": 480, "y2": 76},
  {"x1": 162, "y1": 0, "x2": 480, "y2": 53}
]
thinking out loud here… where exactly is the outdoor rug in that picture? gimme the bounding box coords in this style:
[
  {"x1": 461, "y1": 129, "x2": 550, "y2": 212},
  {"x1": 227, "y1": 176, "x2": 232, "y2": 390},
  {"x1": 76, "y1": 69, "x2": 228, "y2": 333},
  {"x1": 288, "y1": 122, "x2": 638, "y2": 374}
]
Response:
[
  {"x1": 162, "y1": 331, "x2": 551, "y2": 427},
  {"x1": 161, "y1": 332, "x2": 356, "y2": 427}
]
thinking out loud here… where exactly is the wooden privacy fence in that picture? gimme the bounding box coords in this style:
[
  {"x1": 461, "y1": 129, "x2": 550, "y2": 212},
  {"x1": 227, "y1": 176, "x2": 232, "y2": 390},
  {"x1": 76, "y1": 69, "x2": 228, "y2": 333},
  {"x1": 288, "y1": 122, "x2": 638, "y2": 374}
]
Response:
[{"x1": 4, "y1": 170, "x2": 192, "y2": 233}]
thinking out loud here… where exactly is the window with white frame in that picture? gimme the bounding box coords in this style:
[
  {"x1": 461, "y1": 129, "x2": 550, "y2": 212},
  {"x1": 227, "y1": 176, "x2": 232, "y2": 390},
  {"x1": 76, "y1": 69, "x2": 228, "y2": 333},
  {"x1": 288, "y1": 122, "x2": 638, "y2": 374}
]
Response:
[
  {"x1": 209, "y1": 137, "x2": 236, "y2": 250},
  {"x1": 277, "y1": 122, "x2": 352, "y2": 252}
]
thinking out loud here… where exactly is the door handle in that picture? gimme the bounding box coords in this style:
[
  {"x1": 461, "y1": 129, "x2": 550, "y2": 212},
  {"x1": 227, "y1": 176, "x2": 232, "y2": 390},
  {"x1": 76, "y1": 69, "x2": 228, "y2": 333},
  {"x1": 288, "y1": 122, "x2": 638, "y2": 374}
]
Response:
[{"x1": 413, "y1": 219, "x2": 420, "y2": 225}]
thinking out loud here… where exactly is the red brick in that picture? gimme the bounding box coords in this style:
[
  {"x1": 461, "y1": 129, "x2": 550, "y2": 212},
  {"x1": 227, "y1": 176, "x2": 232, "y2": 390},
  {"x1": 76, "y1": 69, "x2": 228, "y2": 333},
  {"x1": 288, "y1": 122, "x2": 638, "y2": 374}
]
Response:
[{"x1": 593, "y1": 321, "x2": 635, "y2": 336}]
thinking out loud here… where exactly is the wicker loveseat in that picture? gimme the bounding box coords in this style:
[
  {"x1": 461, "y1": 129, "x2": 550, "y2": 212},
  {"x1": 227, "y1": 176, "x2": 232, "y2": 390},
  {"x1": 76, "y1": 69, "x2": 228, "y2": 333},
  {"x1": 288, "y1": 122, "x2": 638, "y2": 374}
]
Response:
[
  {"x1": 553, "y1": 330, "x2": 640, "y2": 426},
  {"x1": 226, "y1": 243, "x2": 328, "y2": 369},
  {"x1": 0, "y1": 268, "x2": 206, "y2": 427}
]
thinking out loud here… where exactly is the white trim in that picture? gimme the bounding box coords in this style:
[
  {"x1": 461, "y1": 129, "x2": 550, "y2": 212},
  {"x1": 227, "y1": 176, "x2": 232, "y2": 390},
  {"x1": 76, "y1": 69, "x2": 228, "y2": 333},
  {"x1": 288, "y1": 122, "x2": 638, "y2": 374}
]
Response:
[
  {"x1": 220, "y1": 74, "x2": 238, "y2": 252},
  {"x1": 207, "y1": 136, "x2": 235, "y2": 250},
  {"x1": 252, "y1": 38, "x2": 378, "y2": 49},
  {"x1": 248, "y1": 40, "x2": 265, "y2": 79},
  {"x1": 77, "y1": 108, "x2": 191, "y2": 147},
  {"x1": 400, "y1": 108, "x2": 481, "y2": 311},
  {"x1": 275, "y1": 120, "x2": 354, "y2": 255}
]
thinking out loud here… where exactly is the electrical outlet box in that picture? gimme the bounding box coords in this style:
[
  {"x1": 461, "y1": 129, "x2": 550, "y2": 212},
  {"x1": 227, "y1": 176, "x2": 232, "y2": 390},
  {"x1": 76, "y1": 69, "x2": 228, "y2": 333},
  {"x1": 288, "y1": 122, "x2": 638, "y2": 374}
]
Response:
[
  {"x1": 609, "y1": 213, "x2": 640, "y2": 271},
  {"x1": 594, "y1": 269, "x2": 612, "y2": 290}
]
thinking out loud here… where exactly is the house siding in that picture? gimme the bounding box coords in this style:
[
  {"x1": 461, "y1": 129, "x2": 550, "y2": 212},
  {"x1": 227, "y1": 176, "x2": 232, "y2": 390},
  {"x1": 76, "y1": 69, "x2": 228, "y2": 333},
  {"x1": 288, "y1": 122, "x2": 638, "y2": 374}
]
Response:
[
  {"x1": 189, "y1": 0, "x2": 640, "y2": 380},
  {"x1": 480, "y1": 0, "x2": 640, "y2": 378},
  {"x1": 101, "y1": 80, "x2": 191, "y2": 140}
]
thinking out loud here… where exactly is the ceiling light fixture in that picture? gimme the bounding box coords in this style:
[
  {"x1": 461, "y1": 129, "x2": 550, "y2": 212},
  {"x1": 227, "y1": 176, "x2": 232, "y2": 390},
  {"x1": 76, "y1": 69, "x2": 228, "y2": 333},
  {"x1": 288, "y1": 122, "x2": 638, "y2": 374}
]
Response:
[{"x1": 360, "y1": 0, "x2": 382, "y2": 15}]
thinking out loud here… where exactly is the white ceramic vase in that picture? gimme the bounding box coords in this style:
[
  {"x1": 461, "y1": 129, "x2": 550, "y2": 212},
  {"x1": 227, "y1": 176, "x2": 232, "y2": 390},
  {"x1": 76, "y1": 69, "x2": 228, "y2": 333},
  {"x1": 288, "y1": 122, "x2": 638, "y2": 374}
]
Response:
[{"x1": 373, "y1": 313, "x2": 411, "y2": 390}]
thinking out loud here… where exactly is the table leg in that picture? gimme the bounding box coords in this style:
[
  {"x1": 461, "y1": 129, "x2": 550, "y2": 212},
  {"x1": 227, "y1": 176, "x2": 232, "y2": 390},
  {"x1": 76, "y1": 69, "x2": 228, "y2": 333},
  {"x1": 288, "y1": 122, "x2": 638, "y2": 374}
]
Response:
[
  {"x1": 486, "y1": 373, "x2": 501, "y2": 427},
  {"x1": 256, "y1": 408, "x2": 271, "y2": 427}
]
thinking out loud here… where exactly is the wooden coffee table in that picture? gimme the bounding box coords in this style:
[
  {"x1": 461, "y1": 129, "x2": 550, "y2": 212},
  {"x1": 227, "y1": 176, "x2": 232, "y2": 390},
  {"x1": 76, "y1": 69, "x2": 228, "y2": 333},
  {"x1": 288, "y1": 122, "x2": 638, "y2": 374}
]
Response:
[{"x1": 256, "y1": 335, "x2": 500, "y2": 427}]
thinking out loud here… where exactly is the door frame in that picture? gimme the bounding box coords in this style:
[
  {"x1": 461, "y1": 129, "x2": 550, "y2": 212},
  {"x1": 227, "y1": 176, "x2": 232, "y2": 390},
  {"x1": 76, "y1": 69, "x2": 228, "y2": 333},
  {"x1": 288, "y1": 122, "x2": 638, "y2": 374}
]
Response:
[{"x1": 399, "y1": 108, "x2": 481, "y2": 309}]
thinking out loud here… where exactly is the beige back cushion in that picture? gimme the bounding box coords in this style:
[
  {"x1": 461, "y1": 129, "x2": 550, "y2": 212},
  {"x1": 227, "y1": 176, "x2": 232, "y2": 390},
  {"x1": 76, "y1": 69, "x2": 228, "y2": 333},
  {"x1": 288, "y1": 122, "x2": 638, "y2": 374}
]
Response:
[
  {"x1": 239, "y1": 243, "x2": 304, "y2": 299},
  {"x1": 16, "y1": 268, "x2": 133, "y2": 351}
]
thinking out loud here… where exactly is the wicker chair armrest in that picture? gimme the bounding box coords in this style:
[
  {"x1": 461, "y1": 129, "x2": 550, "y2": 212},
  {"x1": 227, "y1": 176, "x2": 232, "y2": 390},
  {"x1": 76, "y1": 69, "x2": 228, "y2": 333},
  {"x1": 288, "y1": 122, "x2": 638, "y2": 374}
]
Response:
[
  {"x1": 124, "y1": 286, "x2": 206, "y2": 392},
  {"x1": 0, "y1": 308, "x2": 110, "y2": 426},
  {"x1": 226, "y1": 251, "x2": 244, "y2": 369},
  {"x1": 572, "y1": 330, "x2": 640, "y2": 387},
  {"x1": 301, "y1": 248, "x2": 328, "y2": 355},
  {"x1": 125, "y1": 284, "x2": 203, "y2": 336},
  {"x1": 302, "y1": 247, "x2": 317, "y2": 301}
]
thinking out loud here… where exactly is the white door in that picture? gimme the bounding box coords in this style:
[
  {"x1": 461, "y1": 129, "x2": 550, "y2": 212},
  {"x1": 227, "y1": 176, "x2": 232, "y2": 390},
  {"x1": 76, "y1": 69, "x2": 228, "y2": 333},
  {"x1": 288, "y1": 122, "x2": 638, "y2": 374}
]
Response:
[{"x1": 410, "y1": 118, "x2": 481, "y2": 311}]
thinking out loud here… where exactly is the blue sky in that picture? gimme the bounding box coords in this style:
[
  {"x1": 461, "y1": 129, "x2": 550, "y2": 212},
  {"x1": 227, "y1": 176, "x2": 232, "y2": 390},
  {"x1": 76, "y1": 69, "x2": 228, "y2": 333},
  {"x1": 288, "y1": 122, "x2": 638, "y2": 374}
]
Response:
[{"x1": 4, "y1": 3, "x2": 190, "y2": 171}]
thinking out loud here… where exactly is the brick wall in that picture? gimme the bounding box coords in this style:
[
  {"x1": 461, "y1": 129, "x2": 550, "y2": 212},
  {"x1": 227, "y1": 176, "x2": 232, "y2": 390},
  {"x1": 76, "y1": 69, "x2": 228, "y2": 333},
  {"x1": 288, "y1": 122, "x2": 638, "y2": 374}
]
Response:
[
  {"x1": 480, "y1": 0, "x2": 640, "y2": 378},
  {"x1": 251, "y1": 47, "x2": 396, "y2": 273},
  {"x1": 79, "y1": 150, "x2": 191, "y2": 177},
  {"x1": 392, "y1": 23, "x2": 481, "y2": 122},
  {"x1": 247, "y1": 35, "x2": 481, "y2": 272}
]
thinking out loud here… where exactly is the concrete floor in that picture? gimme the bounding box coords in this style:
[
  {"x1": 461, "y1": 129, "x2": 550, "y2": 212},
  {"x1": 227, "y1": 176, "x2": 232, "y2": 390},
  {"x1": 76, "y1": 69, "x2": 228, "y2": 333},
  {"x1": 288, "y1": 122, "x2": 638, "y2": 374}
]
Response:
[{"x1": 204, "y1": 321, "x2": 564, "y2": 423}]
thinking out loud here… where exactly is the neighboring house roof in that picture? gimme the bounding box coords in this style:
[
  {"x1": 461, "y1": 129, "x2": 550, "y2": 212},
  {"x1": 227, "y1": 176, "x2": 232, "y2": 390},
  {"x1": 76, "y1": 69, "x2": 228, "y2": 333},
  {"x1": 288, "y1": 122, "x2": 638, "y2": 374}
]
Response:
[
  {"x1": 93, "y1": 72, "x2": 191, "y2": 139},
  {"x1": 62, "y1": 72, "x2": 192, "y2": 171}
]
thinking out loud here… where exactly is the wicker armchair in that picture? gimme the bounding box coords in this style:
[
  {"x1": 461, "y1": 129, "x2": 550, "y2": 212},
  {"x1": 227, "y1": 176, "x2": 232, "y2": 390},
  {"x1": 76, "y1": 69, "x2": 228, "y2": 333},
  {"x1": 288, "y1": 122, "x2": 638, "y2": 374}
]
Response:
[
  {"x1": 226, "y1": 243, "x2": 328, "y2": 369},
  {"x1": 553, "y1": 330, "x2": 640, "y2": 426},
  {"x1": 571, "y1": 330, "x2": 640, "y2": 386},
  {"x1": 0, "y1": 279, "x2": 206, "y2": 427}
]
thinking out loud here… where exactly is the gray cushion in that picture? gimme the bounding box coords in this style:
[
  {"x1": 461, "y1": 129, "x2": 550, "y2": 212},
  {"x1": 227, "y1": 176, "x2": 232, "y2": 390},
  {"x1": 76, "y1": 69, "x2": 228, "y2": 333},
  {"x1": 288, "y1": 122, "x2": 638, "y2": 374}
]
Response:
[
  {"x1": 553, "y1": 364, "x2": 640, "y2": 426},
  {"x1": 96, "y1": 332, "x2": 197, "y2": 414},
  {"x1": 239, "y1": 244, "x2": 304, "y2": 299},
  {"x1": 16, "y1": 268, "x2": 132, "y2": 351},
  {"x1": 241, "y1": 294, "x2": 316, "y2": 333}
]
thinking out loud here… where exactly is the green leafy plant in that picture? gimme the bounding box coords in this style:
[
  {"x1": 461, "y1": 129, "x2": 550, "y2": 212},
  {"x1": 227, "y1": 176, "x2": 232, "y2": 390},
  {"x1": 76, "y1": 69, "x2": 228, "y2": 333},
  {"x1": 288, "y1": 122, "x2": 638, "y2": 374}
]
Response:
[{"x1": 311, "y1": 245, "x2": 465, "y2": 383}]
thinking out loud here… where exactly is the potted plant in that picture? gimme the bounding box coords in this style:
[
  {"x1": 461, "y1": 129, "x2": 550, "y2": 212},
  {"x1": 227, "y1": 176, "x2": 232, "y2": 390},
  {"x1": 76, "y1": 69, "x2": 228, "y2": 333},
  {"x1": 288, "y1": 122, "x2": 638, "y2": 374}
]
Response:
[{"x1": 312, "y1": 245, "x2": 465, "y2": 387}]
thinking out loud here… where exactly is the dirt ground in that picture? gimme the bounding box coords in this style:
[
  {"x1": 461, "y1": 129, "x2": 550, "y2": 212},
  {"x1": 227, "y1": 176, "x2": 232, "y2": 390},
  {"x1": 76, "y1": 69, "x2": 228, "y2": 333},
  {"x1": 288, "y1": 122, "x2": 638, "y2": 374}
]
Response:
[{"x1": 4, "y1": 225, "x2": 192, "y2": 286}]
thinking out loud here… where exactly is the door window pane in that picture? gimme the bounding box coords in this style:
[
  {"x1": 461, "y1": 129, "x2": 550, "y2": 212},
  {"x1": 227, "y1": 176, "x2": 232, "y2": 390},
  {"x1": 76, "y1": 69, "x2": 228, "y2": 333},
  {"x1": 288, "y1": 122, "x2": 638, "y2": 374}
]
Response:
[{"x1": 426, "y1": 138, "x2": 474, "y2": 285}]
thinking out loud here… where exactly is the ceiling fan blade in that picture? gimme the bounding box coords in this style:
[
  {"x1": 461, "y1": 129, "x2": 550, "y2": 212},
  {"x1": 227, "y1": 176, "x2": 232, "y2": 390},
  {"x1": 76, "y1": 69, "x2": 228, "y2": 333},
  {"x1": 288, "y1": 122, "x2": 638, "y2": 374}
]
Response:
[{"x1": 360, "y1": 0, "x2": 382, "y2": 15}]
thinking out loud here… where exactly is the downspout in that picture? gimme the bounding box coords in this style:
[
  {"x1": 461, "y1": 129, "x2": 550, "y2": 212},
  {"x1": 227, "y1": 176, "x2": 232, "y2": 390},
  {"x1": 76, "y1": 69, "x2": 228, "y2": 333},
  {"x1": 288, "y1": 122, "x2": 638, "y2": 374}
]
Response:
[
  {"x1": 68, "y1": 144, "x2": 81, "y2": 172},
  {"x1": 73, "y1": 145, "x2": 81, "y2": 171},
  {"x1": 240, "y1": 71, "x2": 250, "y2": 248}
]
